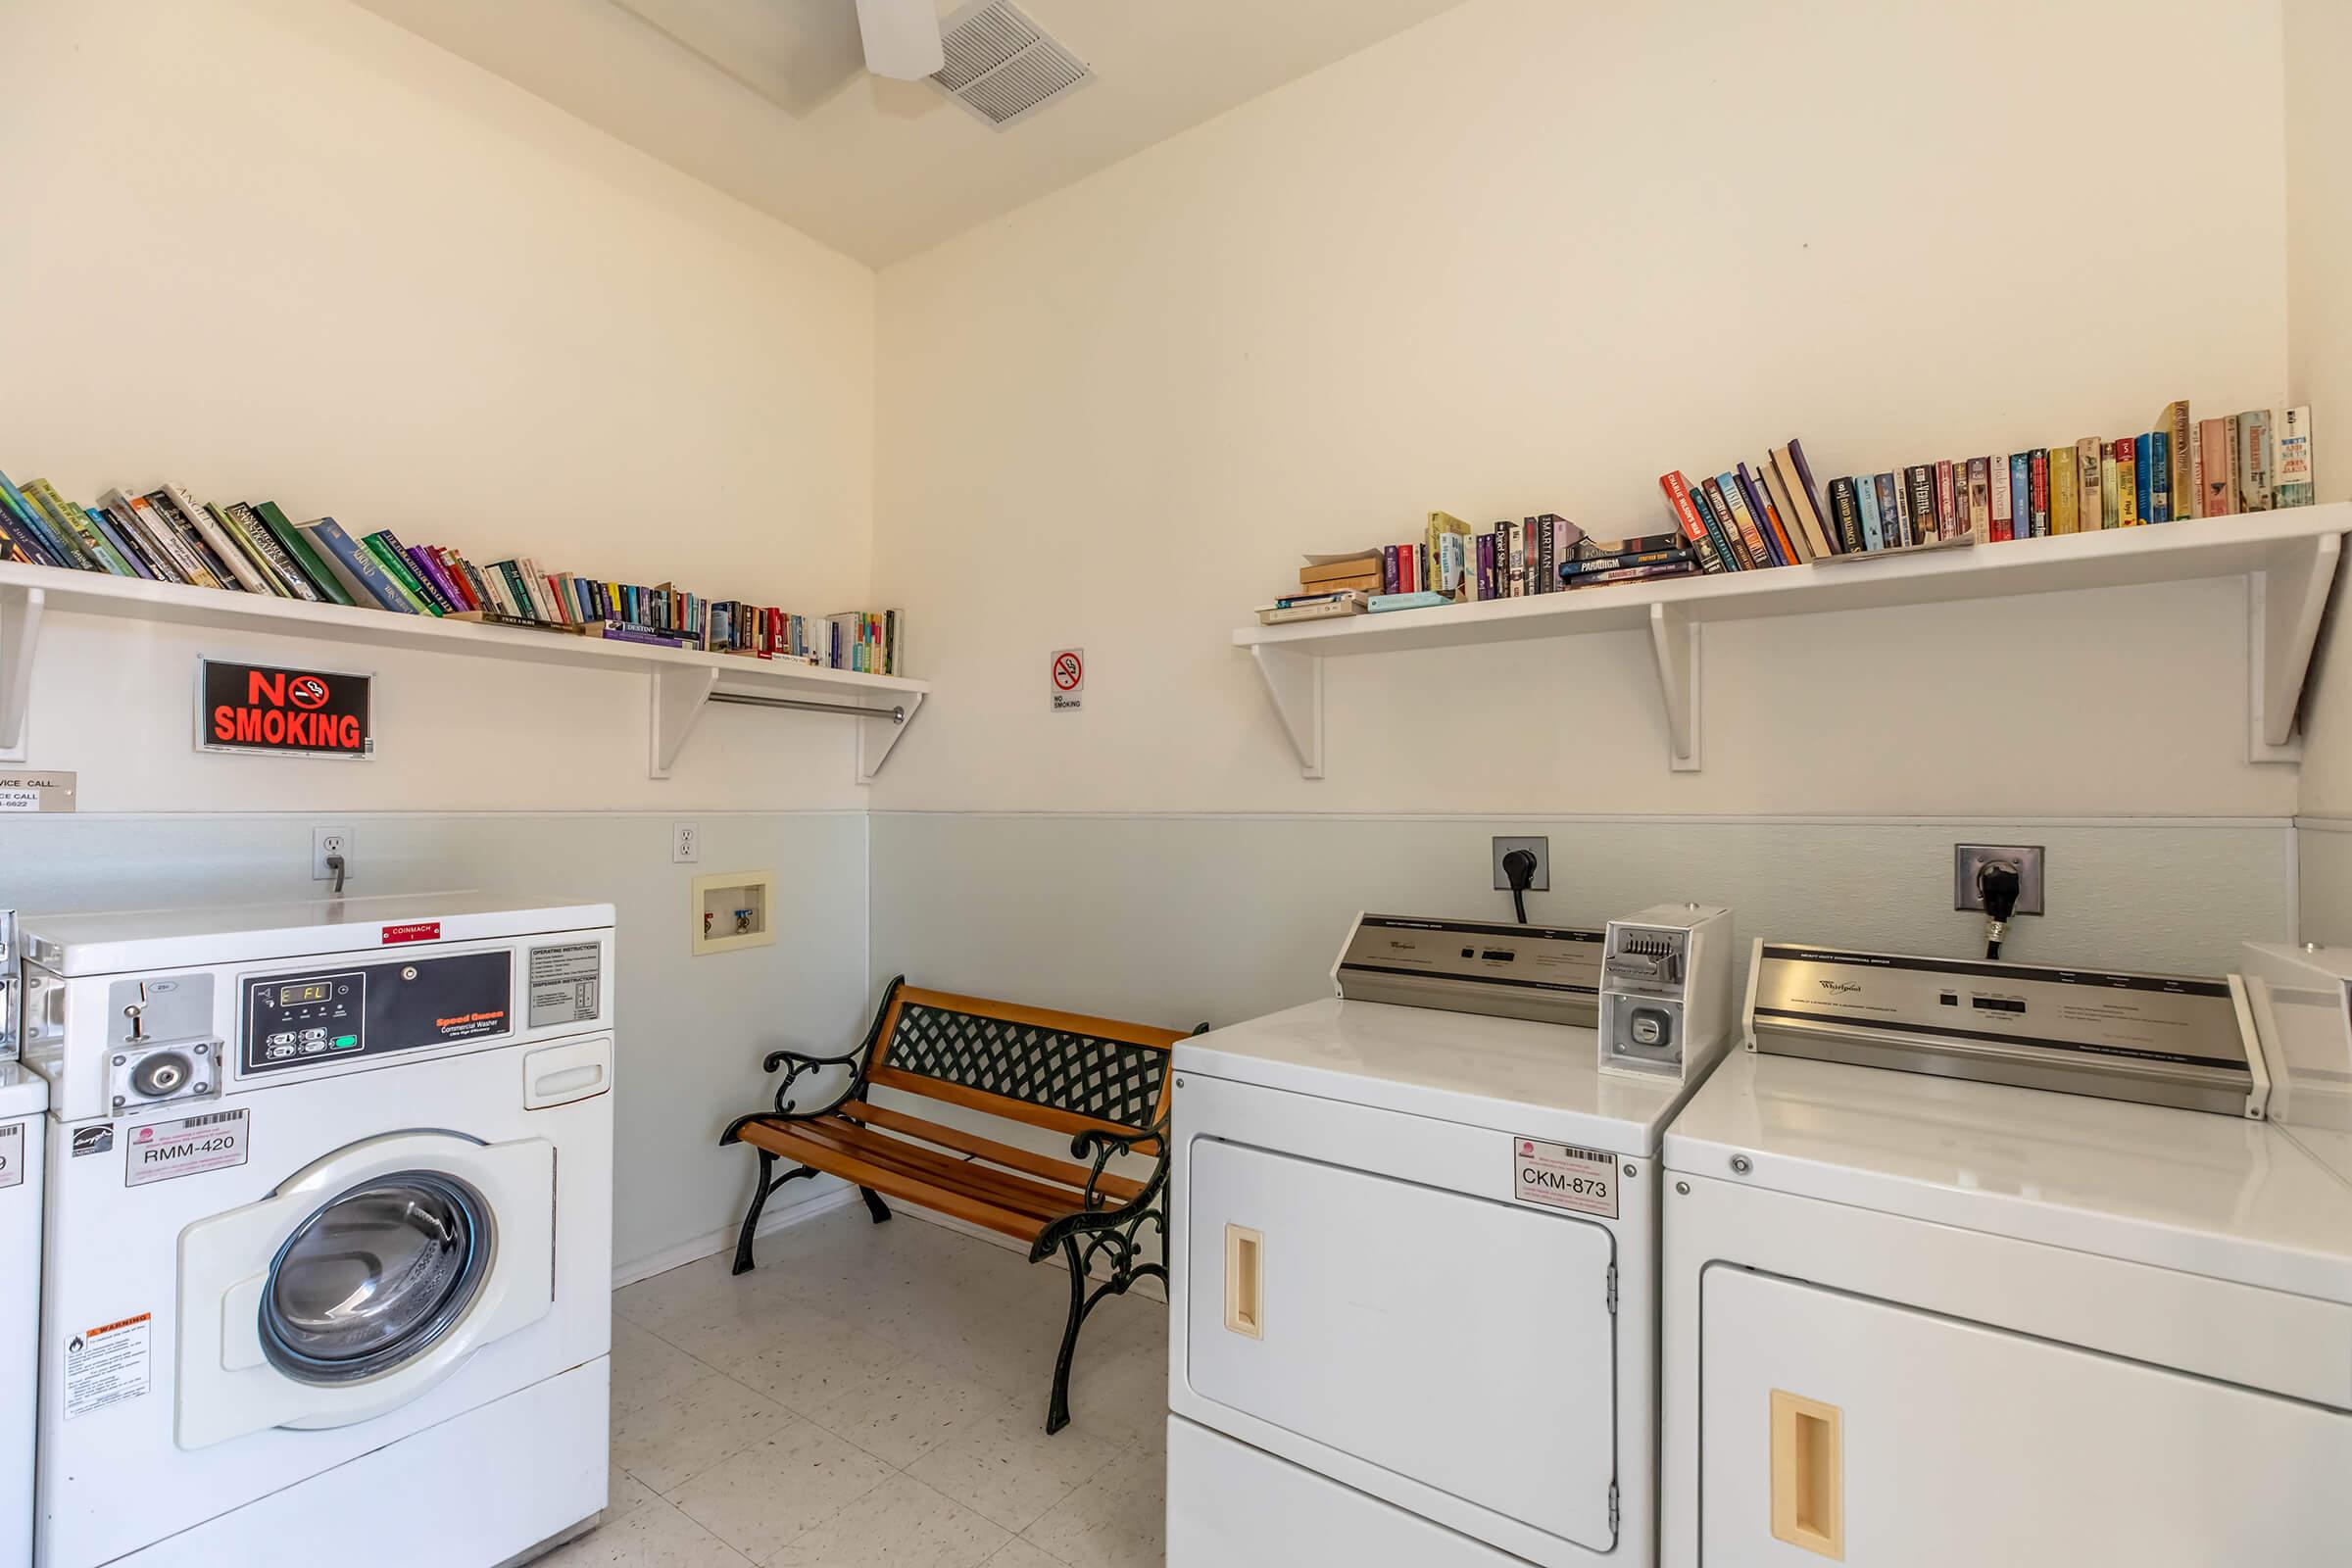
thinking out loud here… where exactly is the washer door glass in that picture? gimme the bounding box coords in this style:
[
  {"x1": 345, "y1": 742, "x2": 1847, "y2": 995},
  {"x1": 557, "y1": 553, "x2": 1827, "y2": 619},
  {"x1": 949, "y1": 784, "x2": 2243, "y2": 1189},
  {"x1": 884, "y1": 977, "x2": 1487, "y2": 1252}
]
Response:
[{"x1": 260, "y1": 1170, "x2": 495, "y2": 1384}]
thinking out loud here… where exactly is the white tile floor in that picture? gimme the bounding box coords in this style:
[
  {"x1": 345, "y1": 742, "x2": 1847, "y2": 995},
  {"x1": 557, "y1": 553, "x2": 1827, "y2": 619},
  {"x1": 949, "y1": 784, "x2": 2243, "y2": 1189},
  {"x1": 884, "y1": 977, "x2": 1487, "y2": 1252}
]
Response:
[{"x1": 548, "y1": 1201, "x2": 1168, "y2": 1568}]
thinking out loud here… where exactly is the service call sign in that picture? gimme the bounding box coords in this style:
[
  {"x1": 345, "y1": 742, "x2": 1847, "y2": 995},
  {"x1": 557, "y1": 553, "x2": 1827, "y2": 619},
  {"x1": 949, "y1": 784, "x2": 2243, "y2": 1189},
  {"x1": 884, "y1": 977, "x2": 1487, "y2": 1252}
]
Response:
[{"x1": 199, "y1": 660, "x2": 373, "y2": 760}]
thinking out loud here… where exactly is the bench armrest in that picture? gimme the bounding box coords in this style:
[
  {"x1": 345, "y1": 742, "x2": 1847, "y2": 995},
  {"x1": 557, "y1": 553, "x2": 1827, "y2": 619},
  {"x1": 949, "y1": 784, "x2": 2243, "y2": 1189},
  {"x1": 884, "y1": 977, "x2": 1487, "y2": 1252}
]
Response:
[{"x1": 1026, "y1": 1118, "x2": 1170, "y2": 1262}]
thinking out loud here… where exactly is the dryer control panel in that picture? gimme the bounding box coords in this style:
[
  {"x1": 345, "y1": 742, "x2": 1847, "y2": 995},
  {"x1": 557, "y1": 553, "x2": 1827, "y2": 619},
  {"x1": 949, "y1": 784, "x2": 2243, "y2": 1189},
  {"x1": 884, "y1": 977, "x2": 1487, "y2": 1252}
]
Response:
[{"x1": 242, "y1": 950, "x2": 512, "y2": 1074}]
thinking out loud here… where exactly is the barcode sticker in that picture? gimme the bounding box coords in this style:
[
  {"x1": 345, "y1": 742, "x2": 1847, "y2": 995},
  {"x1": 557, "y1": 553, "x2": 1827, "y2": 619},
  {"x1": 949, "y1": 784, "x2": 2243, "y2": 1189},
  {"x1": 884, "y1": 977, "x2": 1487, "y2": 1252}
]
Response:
[
  {"x1": 125, "y1": 1107, "x2": 248, "y2": 1188},
  {"x1": 1512, "y1": 1136, "x2": 1618, "y2": 1217}
]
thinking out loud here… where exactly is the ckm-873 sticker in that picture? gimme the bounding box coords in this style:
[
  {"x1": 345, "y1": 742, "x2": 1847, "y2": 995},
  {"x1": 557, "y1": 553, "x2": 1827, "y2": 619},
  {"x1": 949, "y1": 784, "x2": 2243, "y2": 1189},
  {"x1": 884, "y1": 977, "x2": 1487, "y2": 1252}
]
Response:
[{"x1": 1513, "y1": 1136, "x2": 1619, "y2": 1218}]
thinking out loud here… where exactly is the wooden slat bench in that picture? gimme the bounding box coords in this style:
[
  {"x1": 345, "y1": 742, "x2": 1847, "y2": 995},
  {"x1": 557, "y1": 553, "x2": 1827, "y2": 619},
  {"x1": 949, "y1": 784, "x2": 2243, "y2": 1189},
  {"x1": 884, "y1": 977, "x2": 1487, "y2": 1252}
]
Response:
[{"x1": 721, "y1": 976, "x2": 1201, "y2": 1433}]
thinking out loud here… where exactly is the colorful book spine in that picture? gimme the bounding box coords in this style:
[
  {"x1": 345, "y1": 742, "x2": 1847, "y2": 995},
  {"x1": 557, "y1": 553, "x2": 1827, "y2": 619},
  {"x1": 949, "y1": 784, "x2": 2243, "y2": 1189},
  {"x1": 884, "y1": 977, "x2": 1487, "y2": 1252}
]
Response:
[
  {"x1": 250, "y1": 502, "x2": 354, "y2": 605},
  {"x1": 2278, "y1": 406, "x2": 2314, "y2": 507},
  {"x1": 0, "y1": 468, "x2": 72, "y2": 567},
  {"x1": 1989, "y1": 459, "x2": 2014, "y2": 543},
  {"x1": 83, "y1": 506, "x2": 156, "y2": 579},
  {"x1": 216, "y1": 504, "x2": 304, "y2": 597},
  {"x1": 1964, "y1": 459, "x2": 1991, "y2": 543},
  {"x1": 2050, "y1": 452, "x2": 2078, "y2": 534},
  {"x1": 2113, "y1": 439, "x2": 2138, "y2": 524},
  {"x1": 301, "y1": 517, "x2": 416, "y2": 612},
  {"x1": 2238, "y1": 410, "x2": 2275, "y2": 512},
  {"x1": 1692, "y1": 481, "x2": 1748, "y2": 568},
  {"x1": 1658, "y1": 472, "x2": 1728, "y2": 572},
  {"x1": 1739, "y1": 465, "x2": 1798, "y2": 564},
  {"x1": 1785, "y1": 439, "x2": 1836, "y2": 554},
  {"x1": 2146, "y1": 431, "x2": 2172, "y2": 522},
  {"x1": 1714, "y1": 472, "x2": 1774, "y2": 566},
  {"x1": 2028, "y1": 449, "x2": 2049, "y2": 537},
  {"x1": 1934, "y1": 461, "x2": 1957, "y2": 540},
  {"x1": 1905, "y1": 466, "x2": 1936, "y2": 540},
  {"x1": 2156, "y1": 400, "x2": 2192, "y2": 523},
  {"x1": 1827, "y1": 477, "x2": 1863, "y2": 553},
  {"x1": 362, "y1": 531, "x2": 440, "y2": 612},
  {"x1": 26, "y1": 481, "x2": 133, "y2": 575},
  {"x1": 2134, "y1": 433, "x2": 2155, "y2": 522},
  {"x1": 2078, "y1": 437, "x2": 2106, "y2": 529},
  {"x1": 1853, "y1": 475, "x2": 1884, "y2": 551}
]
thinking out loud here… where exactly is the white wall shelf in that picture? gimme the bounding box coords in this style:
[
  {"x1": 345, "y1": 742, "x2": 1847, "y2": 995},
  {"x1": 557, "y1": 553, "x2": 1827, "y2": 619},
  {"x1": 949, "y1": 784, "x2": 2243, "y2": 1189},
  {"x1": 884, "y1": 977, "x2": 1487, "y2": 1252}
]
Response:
[
  {"x1": 1235, "y1": 504, "x2": 2351, "y2": 776},
  {"x1": 0, "y1": 560, "x2": 926, "y2": 782}
]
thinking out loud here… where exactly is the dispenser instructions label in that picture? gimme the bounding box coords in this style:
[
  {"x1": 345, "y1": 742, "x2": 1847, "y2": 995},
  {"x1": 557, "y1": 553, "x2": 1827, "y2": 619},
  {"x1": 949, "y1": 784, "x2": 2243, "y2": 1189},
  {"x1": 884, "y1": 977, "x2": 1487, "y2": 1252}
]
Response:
[
  {"x1": 0, "y1": 1123, "x2": 21, "y2": 1190},
  {"x1": 527, "y1": 942, "x2": 603, "y2": 1028},
  {"x1": 125, "y1": 1109, "x2": 249, "y2": 1188},
  {"x1": 1513, "y1": 1137, "x2": 1618, "y2": 1218},
  {"x1": 65, "y1": 1312, "x2": 150, "y2": 1419}
]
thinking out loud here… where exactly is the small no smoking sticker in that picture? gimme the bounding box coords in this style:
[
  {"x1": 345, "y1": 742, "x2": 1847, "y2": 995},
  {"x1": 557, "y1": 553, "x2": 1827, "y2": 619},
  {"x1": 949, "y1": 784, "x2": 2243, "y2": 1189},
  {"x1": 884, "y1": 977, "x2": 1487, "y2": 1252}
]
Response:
[{"x1": 1051, "y1": 648, "x2": 1084, "y2": 711}]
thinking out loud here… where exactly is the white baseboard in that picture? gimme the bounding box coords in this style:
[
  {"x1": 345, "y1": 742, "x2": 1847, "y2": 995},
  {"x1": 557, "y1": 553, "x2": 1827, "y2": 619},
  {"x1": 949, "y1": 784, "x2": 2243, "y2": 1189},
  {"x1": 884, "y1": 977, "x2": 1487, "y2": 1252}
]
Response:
[{"x1": 611, "y1": 1181, "x2": 859, "y2": 1290}]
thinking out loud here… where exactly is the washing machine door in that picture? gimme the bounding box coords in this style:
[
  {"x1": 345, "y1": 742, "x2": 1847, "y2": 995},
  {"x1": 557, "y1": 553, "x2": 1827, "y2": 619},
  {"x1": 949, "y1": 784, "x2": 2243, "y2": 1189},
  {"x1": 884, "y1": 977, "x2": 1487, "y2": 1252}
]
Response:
[{"x1": 176, "y1": 1129, "x2": 556, "y2": 1449}]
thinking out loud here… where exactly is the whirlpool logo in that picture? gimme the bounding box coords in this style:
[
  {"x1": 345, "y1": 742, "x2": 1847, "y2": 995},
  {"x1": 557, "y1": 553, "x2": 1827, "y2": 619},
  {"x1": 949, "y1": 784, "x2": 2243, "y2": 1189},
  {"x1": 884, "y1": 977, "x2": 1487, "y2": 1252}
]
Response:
[{"x1": 1817, "y1": 979, "x2": 1863, "y2": 995}]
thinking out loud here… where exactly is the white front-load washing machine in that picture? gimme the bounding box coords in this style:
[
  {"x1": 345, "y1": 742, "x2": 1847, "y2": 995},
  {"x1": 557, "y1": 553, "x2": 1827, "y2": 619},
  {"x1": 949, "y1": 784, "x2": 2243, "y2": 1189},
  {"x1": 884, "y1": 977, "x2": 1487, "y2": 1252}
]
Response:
[
  {"x1": 1660, "y1": 941, "x2": 2352, "y2": 1566},
  {"x1": 0, "y1": 1057, "x2": 47, "y2": 1566},
  {"x1": 20, "y1": 894, "x2": 617, "y2": 1568}
]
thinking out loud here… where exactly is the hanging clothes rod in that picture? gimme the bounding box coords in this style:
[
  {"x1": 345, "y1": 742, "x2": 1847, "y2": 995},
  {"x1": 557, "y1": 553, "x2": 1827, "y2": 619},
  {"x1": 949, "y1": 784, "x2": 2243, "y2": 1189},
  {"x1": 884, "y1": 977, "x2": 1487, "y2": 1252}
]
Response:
[{"x1": 707, "y1": 691, "x2": 906, "y2": 723}]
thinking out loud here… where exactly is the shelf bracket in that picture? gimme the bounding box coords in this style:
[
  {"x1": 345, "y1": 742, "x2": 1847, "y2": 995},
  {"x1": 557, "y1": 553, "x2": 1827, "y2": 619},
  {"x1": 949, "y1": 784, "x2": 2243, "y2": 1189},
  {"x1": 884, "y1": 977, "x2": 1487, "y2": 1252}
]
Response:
[
  {"x1": 858, "y1": 690, "x2": 923, "y2": 785},
  {"x1": 1648, "y1": 602, "x2": 1701, "y2": 772},
  {"x1": 0, "y1": 584, "x2": 44, "y2": 763},
  {"x1": 1249, "y1": 645, "x2": 1324, "y2": 779},
  {"x1": 2248, "y1": 533, "x2": 2340, "y2": 762},
  {"x1": 648, "y1": 663, "x2": 719, "y2": 779}
]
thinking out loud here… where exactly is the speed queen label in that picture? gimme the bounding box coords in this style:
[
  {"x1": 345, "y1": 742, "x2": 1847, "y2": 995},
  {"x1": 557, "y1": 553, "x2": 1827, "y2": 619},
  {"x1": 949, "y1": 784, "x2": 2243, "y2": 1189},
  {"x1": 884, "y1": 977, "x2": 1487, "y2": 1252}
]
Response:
[{"x1": 1513, "y1": 1136, "x2": 1619, "y2": 1218}]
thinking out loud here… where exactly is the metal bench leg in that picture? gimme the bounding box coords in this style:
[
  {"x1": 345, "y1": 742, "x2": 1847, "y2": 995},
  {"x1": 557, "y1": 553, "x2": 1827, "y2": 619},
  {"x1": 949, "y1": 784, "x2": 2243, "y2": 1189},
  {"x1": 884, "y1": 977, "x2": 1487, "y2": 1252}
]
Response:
[
  {"x1": 1047, "y1": 1235, "x2": 1089, "y2": 1436},
  {"x1": 859, "y1": 1186, "x2": 893, "y2": 1224},
  {"x1": 731, "y1": 1153, "x2": 818, "y2": 1275}
]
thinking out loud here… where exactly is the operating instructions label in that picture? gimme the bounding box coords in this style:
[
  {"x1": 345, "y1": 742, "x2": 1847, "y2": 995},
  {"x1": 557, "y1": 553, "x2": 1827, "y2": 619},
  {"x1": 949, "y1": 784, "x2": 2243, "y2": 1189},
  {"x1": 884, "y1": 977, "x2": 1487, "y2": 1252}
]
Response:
[{"x1": 528, "y1": 942, "x2": 602, "y2": 1028}]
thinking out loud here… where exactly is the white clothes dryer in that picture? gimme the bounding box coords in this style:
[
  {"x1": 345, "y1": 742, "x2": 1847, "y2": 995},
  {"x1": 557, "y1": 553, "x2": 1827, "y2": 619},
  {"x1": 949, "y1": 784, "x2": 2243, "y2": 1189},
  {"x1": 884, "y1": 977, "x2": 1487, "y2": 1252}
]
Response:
[
  {"x1": 21, "y1": 895, "x2": 616, "y2": 1568},
  {"x1": 1166, "y1": 993, "x2": 1719, "y2": 1568},
  {"x1": 1660, "y1": 942, "x2": 2352, "y2": 1567}
]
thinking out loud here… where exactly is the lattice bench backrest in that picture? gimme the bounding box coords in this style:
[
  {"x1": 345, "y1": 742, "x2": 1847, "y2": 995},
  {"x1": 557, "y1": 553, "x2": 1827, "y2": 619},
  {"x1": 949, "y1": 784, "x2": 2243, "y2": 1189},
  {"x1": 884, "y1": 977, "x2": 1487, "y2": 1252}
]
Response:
[{"x1": 866, "y1": 986, "x2": 1189, "y2": 1140}]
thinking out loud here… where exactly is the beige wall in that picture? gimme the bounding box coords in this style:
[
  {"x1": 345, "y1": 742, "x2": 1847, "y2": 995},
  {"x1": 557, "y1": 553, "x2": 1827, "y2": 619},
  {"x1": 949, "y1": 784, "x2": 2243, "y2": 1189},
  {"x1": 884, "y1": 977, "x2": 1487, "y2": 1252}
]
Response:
[
  {"x1": 2285, "y1": 0, "x2": 2352, "y2": 827},
  {"x1": 873, "y1": 0, "x2": 2294, "y2": 818},
  {"x1": 0, "y1": 0, "x2": 875, "y2": 812}
]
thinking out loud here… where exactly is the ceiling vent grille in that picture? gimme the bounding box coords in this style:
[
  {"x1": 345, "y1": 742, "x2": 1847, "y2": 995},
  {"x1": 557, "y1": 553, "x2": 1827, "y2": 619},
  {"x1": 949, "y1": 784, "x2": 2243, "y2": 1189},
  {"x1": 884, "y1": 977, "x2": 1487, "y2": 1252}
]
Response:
[{"x1": 930, "y1": 1, "x2": 1092, "y2": 129}]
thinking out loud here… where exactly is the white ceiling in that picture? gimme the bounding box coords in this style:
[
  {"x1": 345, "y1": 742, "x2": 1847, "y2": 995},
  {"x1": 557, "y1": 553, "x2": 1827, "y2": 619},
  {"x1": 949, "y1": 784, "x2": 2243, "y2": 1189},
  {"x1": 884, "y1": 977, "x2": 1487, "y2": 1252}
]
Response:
[{"x1": 354, "y1": 0, "x2": 1469, "y2": 267}]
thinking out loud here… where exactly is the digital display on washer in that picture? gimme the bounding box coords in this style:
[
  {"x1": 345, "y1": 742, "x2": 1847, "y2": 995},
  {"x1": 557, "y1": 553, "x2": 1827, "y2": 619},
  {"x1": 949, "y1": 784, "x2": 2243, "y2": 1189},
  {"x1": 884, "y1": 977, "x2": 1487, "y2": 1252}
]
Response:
[{"x1": 243, "y1": 950, "x2": 513, "y2": 1073}]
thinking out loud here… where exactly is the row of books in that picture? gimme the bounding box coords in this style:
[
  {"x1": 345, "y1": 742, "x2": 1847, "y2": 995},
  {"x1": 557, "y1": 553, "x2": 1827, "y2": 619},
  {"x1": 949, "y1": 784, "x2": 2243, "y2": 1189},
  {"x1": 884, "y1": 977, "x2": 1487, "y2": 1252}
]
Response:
[
  {"x1": 0, "y1": 464, "x2": 905, "y2": 675},
  {"x1": 1666, "y1": 405, "x2": 2317, "y2": 570},
  {"x1": 1259, "y1": 514, "x2": 1701, "y2": 622}
]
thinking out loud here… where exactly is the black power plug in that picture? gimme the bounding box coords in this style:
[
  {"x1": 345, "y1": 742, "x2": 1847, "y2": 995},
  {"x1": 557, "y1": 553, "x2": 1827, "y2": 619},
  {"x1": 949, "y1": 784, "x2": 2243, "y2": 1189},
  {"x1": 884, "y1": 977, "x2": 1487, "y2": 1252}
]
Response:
[
  {"x1": 1977, "y1": 859, "x2": 2022, "y2": 960},
  {"x1": 1501, "y1": 848, "x2": 1539, "y2": 925}
]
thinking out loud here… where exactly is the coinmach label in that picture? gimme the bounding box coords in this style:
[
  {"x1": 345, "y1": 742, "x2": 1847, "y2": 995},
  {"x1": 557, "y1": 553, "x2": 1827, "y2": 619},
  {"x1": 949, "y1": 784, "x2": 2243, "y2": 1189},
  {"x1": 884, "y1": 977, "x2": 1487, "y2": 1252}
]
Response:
[{"x1": 1513, "y1": 1136, "x2": 1618, "y2": 1218}]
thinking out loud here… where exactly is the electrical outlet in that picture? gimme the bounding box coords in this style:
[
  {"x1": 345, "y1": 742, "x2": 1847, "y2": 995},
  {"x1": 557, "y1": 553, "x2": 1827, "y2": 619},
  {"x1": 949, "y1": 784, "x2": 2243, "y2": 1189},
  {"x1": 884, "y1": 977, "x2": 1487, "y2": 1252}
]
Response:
[
  {"x1": 672, "y1": 821, "x2": 700, "y2": 864},
  {"x1": 1954, "y1": 844, "x2": 2045, "y2": 914},
  {"x1": 312, "y1": 827, "x2": 352, "y2": 882},
  {"x1": 1492, "y1": 836, "x2": 1550, "y2": 892}
]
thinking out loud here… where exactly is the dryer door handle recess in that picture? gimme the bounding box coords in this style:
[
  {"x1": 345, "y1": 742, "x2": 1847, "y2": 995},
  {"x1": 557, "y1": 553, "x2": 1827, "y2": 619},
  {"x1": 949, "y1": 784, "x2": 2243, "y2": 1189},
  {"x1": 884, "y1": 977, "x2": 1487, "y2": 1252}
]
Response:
[{"x1": 1224, "y1": 1224, "x2": 1263, "y2": 1339}]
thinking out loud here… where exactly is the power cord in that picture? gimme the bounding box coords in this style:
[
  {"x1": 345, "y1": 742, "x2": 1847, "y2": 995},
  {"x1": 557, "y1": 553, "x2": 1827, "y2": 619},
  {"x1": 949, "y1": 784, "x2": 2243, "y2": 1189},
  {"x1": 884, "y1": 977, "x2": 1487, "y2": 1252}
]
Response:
[
  {"x1": 326, "y1": 853, "x2": 347, "y2": 897},
  {"x1": 1978, "y1": 859, "x2": 2021, "y2": 960},
  {"x1": 1501, "y1": 849, "x2": 1539, "y2": 925}
]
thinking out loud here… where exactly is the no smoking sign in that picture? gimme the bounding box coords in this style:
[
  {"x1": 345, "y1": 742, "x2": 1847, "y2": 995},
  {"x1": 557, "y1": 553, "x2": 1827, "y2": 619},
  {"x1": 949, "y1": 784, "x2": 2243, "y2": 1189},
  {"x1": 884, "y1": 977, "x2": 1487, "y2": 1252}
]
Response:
[{"x1": 1050, "y1": 648, "x2": 1085, "y2": 711}]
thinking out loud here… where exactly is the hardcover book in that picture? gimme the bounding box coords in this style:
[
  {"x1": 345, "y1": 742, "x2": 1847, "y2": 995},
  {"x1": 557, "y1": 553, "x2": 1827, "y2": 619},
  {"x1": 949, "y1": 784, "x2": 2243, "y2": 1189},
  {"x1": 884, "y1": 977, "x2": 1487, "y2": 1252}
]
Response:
[
  {"x1": 1989, "y1": 458, "x2": 2014, "y2": 543},
  {"x1": 1828, "y1": 476, "x2": 1865, "y2": 554},
  {"x1": 1786, "y1": 439, "x2": 1836, "y2": 553},
  {"x1": 1905, "y1": 466, "x2": 1937, "y2": 541}
]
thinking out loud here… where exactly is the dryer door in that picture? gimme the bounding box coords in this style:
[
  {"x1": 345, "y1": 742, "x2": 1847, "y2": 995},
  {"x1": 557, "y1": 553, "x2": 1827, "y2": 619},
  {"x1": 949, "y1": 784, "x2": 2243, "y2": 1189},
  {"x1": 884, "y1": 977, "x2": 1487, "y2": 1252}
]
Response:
[
  {"x1": 176, "y1": 1129, "x2": 555, "y2": 1449},
  {"x1": 1186, "y1": 1137, "x2": 1618, "y2": 1552}
]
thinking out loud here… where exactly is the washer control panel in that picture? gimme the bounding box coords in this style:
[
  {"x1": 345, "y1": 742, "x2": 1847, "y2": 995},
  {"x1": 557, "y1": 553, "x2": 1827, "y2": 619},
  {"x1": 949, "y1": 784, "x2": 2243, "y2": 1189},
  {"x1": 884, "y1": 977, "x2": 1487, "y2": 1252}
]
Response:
[{"x1": 242, "y1": 950, "x2": 512, "y2": 1074}]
